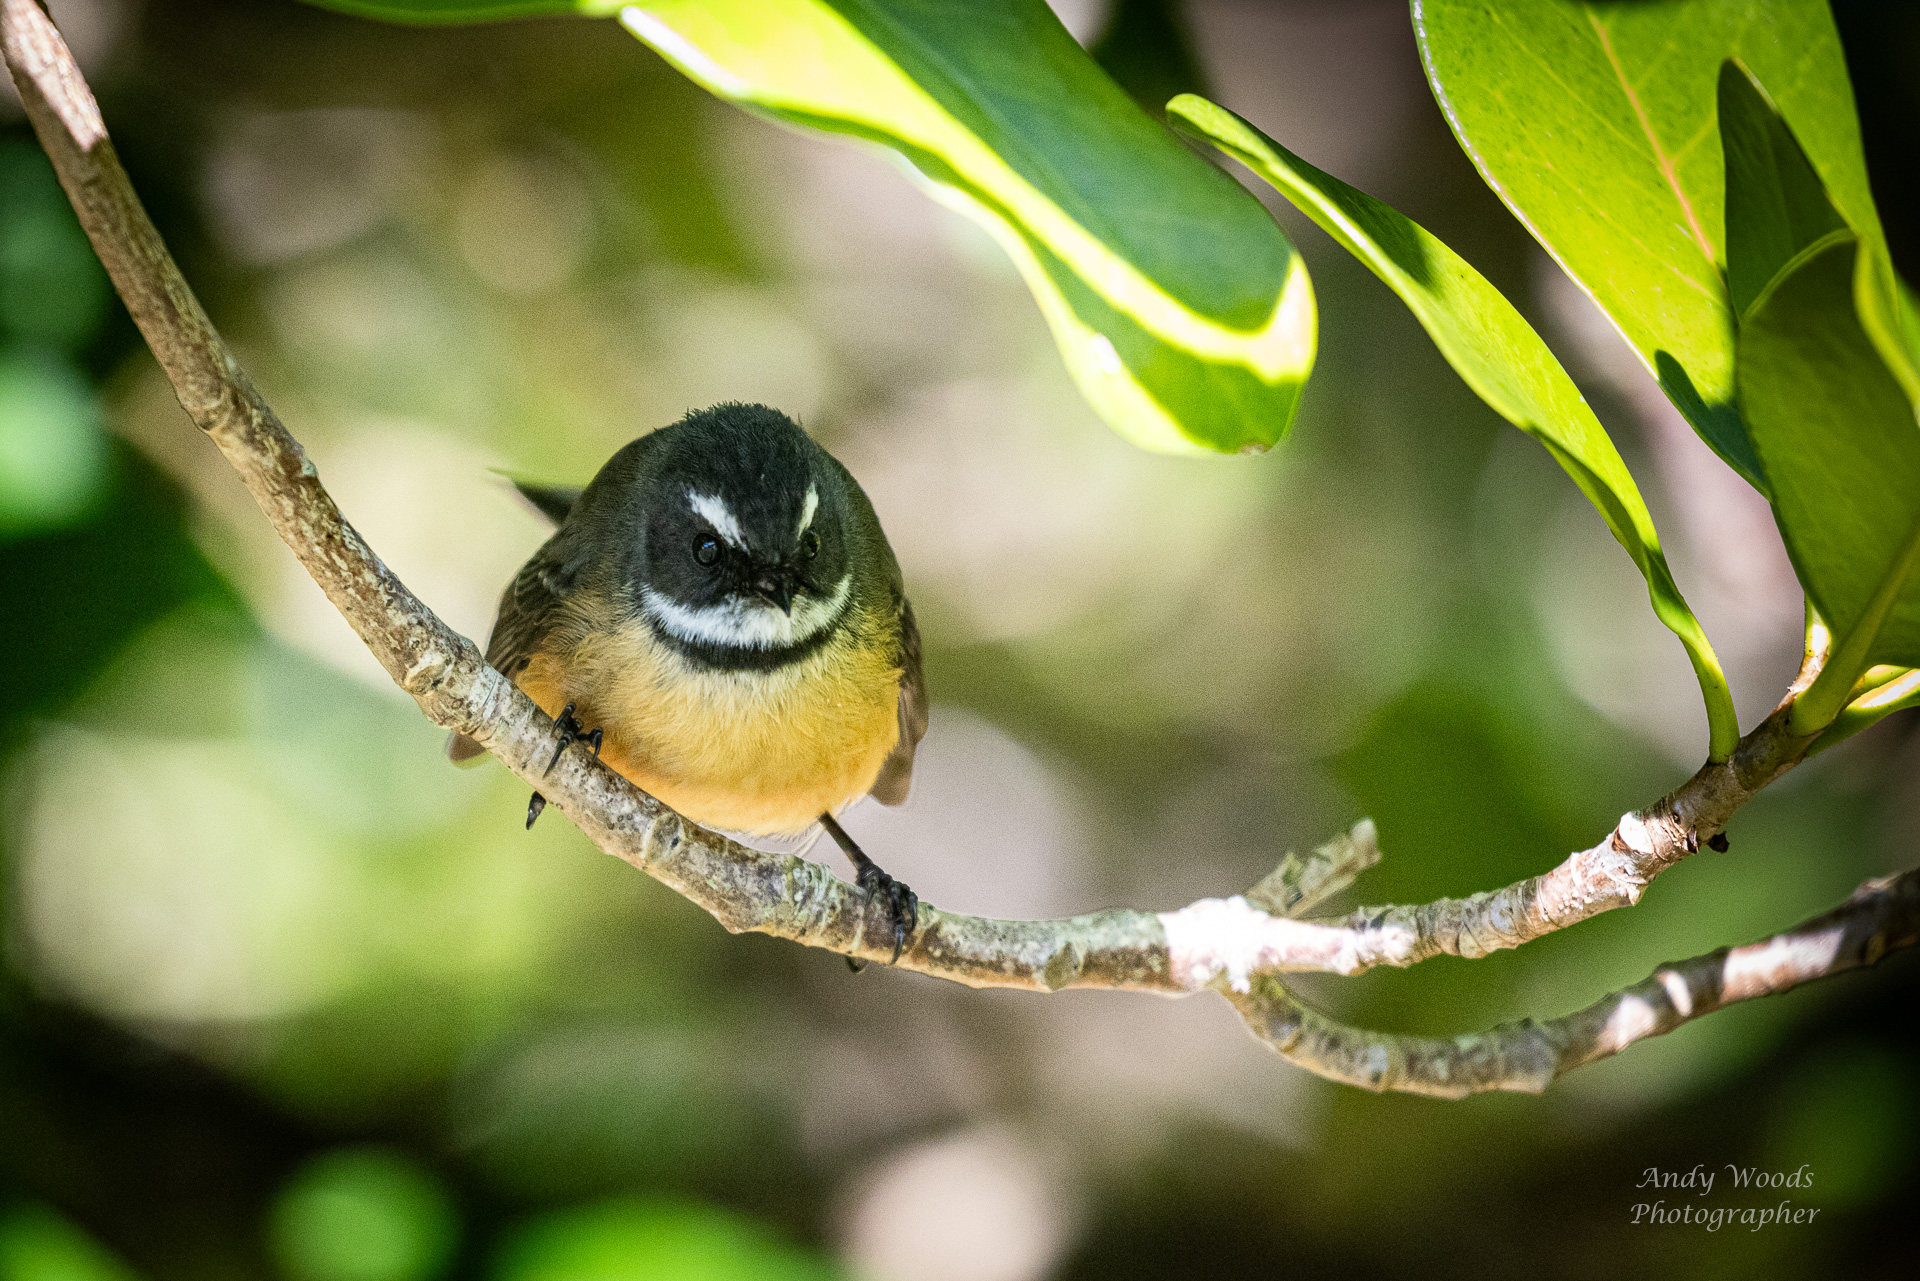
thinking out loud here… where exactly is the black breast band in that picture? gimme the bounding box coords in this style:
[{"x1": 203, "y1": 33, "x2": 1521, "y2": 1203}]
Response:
[{"x1": 645, "y1": 602, "x2": 851, "y2": 673}]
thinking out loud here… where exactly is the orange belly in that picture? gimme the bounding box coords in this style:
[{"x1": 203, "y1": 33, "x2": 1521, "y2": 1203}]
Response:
[{"x1": 518, "y1": 611, "x2": 901, "y2": 836}]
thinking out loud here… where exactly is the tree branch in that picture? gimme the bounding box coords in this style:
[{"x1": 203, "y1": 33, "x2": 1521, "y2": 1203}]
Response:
[
  {"x1": 7, "y1": 0, "x2": 1913, "y2": 1092},
  {"x1": 1227, "y1": 865, "x2": 1920, "y2": 1097}
]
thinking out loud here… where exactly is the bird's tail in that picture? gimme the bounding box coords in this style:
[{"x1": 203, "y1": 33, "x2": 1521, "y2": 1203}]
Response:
[{"x1": 489, "y1": 471, "x2": 583, "y2": 527}]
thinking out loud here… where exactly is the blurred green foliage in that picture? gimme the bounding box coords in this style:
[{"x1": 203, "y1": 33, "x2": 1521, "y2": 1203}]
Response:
[
  {"x1": 491, "y1": 1199, "x2": 839, "y2": 1281},
  {"x1": 0, "y1": 141, "x2": 112, "y2": 350},
  {"x1": 1763, "y1": 1041, "x2": 1914, "y2": 1208},
  {"x1": 0, "y1": 1205, "x2": 141, "y2": 1281},
  {"x1": 269, "y1": 1148, "x2": 458, "y2": 1281},
  {"x1": 0, "y1": 351, "x2": 104, "y2": 536},
  {"x1": 0, "y1": 142, "x2": 112, "y2": 537}
]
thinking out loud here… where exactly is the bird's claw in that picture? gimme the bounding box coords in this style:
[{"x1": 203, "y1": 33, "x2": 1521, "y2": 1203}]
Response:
[
  {"x1": 856, "y1": 860, "x2": 919, "y2": 964},
  {"x1": 528, "y1": 705, "x2": 603, "y2": 829},
  {"x1": 544, "y1": 702, "x2": 602, "y2": 776}
]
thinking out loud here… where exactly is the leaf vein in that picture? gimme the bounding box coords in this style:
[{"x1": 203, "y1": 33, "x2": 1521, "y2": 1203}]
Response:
[{"x1": 1586, "y1": 10, "x2": 1719, "y2": 268}]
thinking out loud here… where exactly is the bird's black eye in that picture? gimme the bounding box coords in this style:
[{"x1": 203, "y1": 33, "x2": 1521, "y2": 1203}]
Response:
[
  {"x1": 800, "y1": 530, "x2": 821, "y2": 560},
  {"x1": 694, "y1": 537, "x2": 720, "y2": 566}
]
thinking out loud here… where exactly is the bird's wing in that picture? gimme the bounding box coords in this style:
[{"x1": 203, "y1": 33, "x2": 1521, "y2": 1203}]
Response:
[
  {"x1": 446, "y1": 531, "x2": 584, "y2": 764},
  {"x1": 868, "y1": 596, "x2": 926, "y2": 806}
]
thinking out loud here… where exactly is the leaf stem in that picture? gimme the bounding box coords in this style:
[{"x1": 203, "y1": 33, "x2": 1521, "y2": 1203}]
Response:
[{"x1": 1791, "y1": 514, "x2": 1920, "y2": 735}]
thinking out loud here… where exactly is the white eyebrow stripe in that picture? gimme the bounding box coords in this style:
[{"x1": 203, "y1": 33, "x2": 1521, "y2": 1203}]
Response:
[
  {"x1": 687, "y1": 490, "x2": 746, "y2": 548},
  {"x1": 642, "y1": 573, "x2": 853, "y2": 651},
  {"x1": 797, "y1": 485, "x2": 819, "y2": 536}
]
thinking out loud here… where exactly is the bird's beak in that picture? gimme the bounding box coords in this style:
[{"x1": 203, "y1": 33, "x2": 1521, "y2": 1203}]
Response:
[{"x1": 752, "y1": 569, "x2": 795, "y2": 615}]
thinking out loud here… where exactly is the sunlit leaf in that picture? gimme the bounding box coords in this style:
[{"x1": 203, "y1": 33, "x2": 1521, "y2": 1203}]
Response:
[
  {"x1": 1412, "y1": 0, "x2": 1910, "y2": 494},
  {"x1": 1811, "y1": 667, "x2": 1920, "y2": 755},
  {"x1": 297, "y1": 0, "x2": 1315, "y2": 455},
  {"x1": 1170, "y1": 96, "x2": 1737, "y2": 759}
]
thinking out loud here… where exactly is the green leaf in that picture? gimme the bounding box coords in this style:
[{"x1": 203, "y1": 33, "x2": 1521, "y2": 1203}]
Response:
[
  {"x1": 1809, "y1": 667, "x2": 1920, "y2": 755},
  {"x1": 1090, "y1": 0, "x2": 1209, "y2": 117},
  {"x1": 1412, "y1": 0, "x2": 1905, "y2": 494},
  {"x1": 1721, "y1": 59, "x2": 1920, "y2": 733},
  {"x1": 1717, "y1": 61, "x2": 1847, "y2": 326},
  {"x1": 1737, "y1": 235, "x2": 1920, "y2": 733},
  {"x1": 298, "y1": 0, "x2": 1316, "y2": 456},
  {"x1": 629, "y1": 0, "x2": 1313, "y2": 455},
  {"x1": 1170, "y1": 95, "x2": 1738, "y2": 759},
  {"x1": 1900, "y1": 277, "x2": 1920, "y2": 365}
]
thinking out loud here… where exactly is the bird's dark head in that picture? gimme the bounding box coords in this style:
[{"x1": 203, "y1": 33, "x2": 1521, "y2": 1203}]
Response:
[{"x1": 625, "y1": 404, "x2": 860, "y2": 661}]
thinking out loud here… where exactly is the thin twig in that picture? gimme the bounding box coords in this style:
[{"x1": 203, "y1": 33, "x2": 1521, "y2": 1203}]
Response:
[
  {"x1": 1228, "y1": 866, "x2": 1920, "y2": 1097},
  {"x1": 7, "y1": 0, "x2": 1913, "y2": 1093}
]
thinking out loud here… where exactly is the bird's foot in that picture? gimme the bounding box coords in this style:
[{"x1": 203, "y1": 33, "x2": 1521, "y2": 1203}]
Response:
[
  {"x1": 855, "y1": 858, "x2": 919, "y2": 964},
  {"x1": 819, "y1": 811, "x2": 918, "y2": 964},
  {"x1": 544, "y1": 702, "x2": 603, "y2": 776},
  {"x1": 527, "y1": 704, "x2": 603, "y2": 829}
]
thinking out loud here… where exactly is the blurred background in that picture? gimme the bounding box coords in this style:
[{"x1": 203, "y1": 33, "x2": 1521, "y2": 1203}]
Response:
[{"x1": 2, "y1": 0, "x2": 1916, "y2": 1276}]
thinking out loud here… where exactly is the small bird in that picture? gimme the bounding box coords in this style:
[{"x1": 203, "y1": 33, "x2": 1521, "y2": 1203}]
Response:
[{"x1": 448, "y1": 404, "x2": 927, "y2": 959}]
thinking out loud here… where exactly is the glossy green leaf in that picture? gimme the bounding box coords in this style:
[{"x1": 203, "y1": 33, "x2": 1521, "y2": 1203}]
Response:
[
  {"x1": 1717, "y1": 61, "x2": 1847, "y2": 326},
  {"x1": 1170, "y1": 95, "x2": 1737, "y2": 759},
  {"x1": 299, "y1": 0, "x2": 1316, "y2": 456},
  {"x1": 1737, "y1": 235, "x2": 1920, "y2": 733},
  {"x1": 1721, "y1": 58, "x2": 1920, "y2": 733},
  {"x1": 1091, "y1": 0, "x2": 1209, "y2": 116},
  {"x1": 1412, "y1": 0, "x2": 1912, "y2": 495}
]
